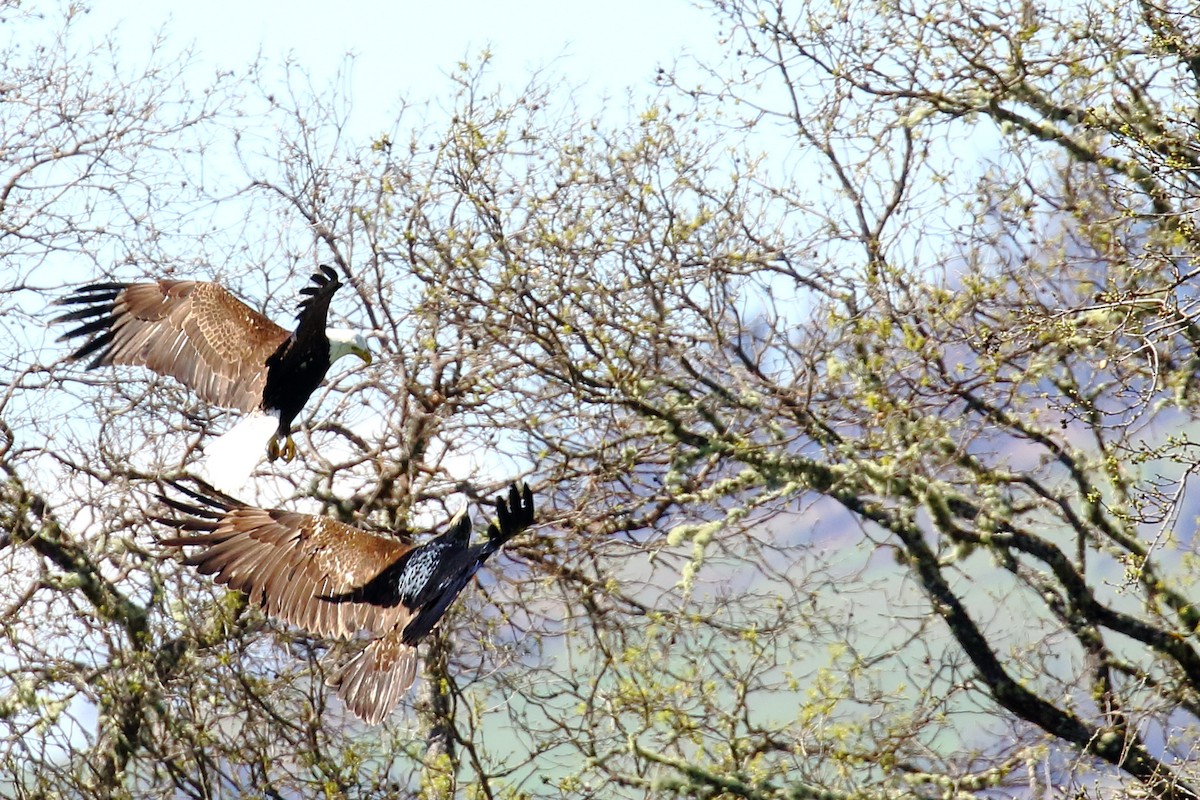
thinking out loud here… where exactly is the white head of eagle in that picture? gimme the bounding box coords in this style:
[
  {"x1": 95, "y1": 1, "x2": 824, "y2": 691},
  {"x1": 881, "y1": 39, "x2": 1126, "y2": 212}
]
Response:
[{"x1": 327, "y1": 327, "x2": 372, "y2": 367}]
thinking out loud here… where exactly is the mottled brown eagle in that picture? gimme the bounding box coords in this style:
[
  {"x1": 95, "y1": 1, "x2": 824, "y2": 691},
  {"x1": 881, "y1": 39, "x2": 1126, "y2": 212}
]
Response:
[{"x1": 155, "y1": 481, "x2": 534, "y2": 724}]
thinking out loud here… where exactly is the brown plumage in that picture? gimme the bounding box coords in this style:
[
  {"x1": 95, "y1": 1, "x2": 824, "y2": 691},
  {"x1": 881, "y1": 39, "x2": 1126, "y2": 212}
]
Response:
[
  {"x1": 52, "y1": 266, "x2": 370, "y2": 463},
  {"x1": 57, "y1": 279, "x2": 289, "y2": 411},
  {"x1": 155, "y1": 481, "x2": 535, "y2": 724}
]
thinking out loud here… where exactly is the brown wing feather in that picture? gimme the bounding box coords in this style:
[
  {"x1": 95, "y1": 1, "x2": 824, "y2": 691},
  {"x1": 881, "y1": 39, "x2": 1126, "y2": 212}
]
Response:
[
  {"x1": 160, "y1": 507, "x2": 415, "y2": 638},
  {"x1": 56, "y1": 280, "x2": 290, "y2": 411}
]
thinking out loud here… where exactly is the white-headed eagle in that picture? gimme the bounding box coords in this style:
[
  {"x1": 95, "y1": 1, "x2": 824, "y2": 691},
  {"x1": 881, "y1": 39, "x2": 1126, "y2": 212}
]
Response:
[
  {"x1": 155, "y1": 481, "x2": 534, "y2": 724},
  {"x1": 53, "y1": 266, "x2": 371, "y2": 487}
]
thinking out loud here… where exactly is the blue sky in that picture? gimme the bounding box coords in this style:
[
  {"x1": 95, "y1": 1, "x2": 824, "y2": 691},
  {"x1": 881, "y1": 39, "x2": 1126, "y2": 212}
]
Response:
[{"x1": 82, "y1": 1, "x2": 719, "y2": 122}]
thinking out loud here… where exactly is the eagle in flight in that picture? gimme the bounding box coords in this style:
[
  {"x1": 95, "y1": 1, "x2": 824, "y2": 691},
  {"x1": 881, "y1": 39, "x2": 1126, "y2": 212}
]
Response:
[
  {"x1": 155, "y1": 481, "x2": 534, "y2": 724},
  {"x1": 53, "y1": 266, "x2": 371, "y2": 488}
]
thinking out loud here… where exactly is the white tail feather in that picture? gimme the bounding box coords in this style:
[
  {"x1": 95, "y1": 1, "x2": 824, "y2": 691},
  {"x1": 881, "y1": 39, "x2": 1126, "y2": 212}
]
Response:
[{"x1": 198, "y1": 412, "x2": 279, "y2": 494}]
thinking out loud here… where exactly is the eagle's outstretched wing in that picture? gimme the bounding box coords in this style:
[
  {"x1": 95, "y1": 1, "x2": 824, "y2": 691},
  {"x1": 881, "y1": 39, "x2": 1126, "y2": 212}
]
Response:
[
  {"x1": 54, "y1": 280, "x2": 288, "y2": 411},
  {"x1": 156, "y1": 480, "x2": 534, "y2": 725}
]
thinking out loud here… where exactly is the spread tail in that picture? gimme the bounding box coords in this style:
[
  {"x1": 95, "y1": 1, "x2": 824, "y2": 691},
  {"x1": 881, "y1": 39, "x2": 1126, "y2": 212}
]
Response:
[{"x1": 326, "y1": 629, "x2": 417, "y2": 724}]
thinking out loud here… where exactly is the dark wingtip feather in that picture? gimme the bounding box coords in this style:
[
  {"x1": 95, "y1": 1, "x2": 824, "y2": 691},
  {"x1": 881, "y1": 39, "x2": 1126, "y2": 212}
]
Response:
[
  {"x1": 57, "y1": 316, "x2": 114, "y2": 340},
  {"x1": 51, "y1": 283, "x2": 127, "y2": 365},
  {"x1": 486, "y1": 482, "x2": 534, "y2": 548},
  {"x1": 162, "y1": 476, "x2": 244, "y2": 510},
  {"x1": 293, "y1": 264, "x2": 342, "y2": 323},
  {"x1": 51, "y1": 304, "x2": 111, "y2": 326},
  {"x1": 64, "y1": 329, "x2": 116, "y2": 365},
  {"x1": 153, "y1": 478, "x2": 246, "y2": 544},
  {"x1": 299, "y1": 265, "x2": 339, "y2": 294},
  {"x1": 51, "y1": 283, "x2": 126, "y2": 308}
]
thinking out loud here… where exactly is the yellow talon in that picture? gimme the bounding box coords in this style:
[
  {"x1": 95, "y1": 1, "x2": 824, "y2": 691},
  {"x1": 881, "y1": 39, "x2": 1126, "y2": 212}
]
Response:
[{"x1": 267, "y1": 435, "x2": 297, "y2": 463}]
